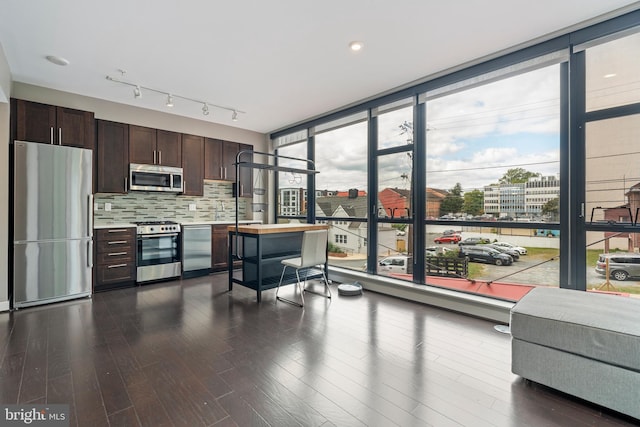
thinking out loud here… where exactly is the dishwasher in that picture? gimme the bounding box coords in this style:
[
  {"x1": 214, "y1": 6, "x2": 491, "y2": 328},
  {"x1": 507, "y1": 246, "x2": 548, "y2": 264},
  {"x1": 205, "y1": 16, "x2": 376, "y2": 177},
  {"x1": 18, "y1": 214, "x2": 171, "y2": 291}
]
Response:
[{"x1": 182, "y1": 225, "x2": 212, "y2": 278}]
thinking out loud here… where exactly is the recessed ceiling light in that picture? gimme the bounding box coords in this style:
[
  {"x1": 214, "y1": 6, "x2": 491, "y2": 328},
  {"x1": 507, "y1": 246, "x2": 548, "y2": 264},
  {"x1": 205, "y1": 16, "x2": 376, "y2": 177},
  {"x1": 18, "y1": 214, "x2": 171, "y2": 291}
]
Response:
[
  {"x1": 45, "y1": 55, "x2": 70, "y2": 66},
  {"x1": 349, "y1": 41, "x2": 364, "y2": 52},
  {"x1": 604, "y1": 73, "x2": 617, "y2": 78}
]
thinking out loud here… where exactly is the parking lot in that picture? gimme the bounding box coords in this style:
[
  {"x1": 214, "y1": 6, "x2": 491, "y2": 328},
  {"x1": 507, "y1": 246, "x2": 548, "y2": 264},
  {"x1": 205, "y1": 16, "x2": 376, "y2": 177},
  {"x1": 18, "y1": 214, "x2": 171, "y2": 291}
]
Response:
[{"x1": 330, "y1": 231, "x2": 640, "y2": 295}]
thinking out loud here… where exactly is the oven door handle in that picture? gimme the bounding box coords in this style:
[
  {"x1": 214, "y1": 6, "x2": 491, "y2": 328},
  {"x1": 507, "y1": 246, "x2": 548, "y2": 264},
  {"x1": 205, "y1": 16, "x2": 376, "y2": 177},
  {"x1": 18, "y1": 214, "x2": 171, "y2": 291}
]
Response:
[{"x1": 138, "y1": 233, "x2": 180, "y2": 239}]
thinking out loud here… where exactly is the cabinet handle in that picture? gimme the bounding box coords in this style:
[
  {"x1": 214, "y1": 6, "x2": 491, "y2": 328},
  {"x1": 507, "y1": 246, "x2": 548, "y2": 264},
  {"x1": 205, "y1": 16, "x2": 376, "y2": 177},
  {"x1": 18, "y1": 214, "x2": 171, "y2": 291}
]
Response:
[
  {"x1": 50, "y1": 127, "x2": 54, "y2": 144},
  {"x1": 159, "y1": 150, "x2": 162, "y2": 164},
  {"x1": 108, "y1": 252, "x2": 127, "y2": 256},
  {"x1": 220, "y1": 167, "x2": 223, "y2": 179},
  {"x1": 153, "y1": 150, "x2": 157, "y2": 164},
  {"x1": 107, "y1": 229, "x2": 128, "y2": 233},
  {"x1": 124, "y1": 177, "x2": 128, "y2": 193},
  {"x1": 224, "y1": 167, "x2": 227, "y2": 179},
  {"x1": 107, "y1": 264, "x2": 127, "y2": 269},
  {"x1": 88, "y1": 195, "x2": 93, "y2": 236},
  {"x1": 240, "y1": 184, "x2": 244, "y2": 196},
  {"x1": 58, "y1": 128, "x2": 62, "y2": 145},
  {"x1": 88, "y1": 241, "x2": 93, "y2": 268},
  {"x1": 108, "y1": 240, "x2": 127, "y2": 245}
]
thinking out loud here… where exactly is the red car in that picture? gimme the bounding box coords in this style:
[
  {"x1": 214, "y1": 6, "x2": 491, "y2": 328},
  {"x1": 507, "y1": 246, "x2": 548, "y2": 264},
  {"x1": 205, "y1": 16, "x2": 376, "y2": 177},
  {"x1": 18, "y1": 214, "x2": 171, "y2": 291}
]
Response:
[{"x1": 434, "y1": 234, "x2": 461, "y2": 244}]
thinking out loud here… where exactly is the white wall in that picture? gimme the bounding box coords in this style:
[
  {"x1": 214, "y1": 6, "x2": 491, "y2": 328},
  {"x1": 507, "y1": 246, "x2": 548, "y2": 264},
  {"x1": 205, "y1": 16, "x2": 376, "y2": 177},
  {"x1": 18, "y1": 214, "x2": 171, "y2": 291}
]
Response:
[
  {"x1": 1, "y1": 82, "x2": 267, "y2": 312},
  {"x1": 0, "y1": 42, "x2": 11, "y2": 311}
]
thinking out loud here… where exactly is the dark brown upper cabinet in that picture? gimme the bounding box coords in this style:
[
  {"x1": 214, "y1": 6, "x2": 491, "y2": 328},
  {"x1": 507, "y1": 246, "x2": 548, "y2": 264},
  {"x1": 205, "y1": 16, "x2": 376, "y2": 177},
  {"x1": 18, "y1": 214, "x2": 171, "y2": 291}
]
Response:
[
  {"x1": 13, "y1": 99, "x2": 94, "y2": 150},
  {"x1": 182, "y1": 134, "x2": 204, "y2": 196},
  {"x1": 129, "y1": 125, "x2": 181, "y2": 167},
  {"x1": 204, "y1": 139, "x2": 246, "y2": 181},
  {"x1": 97, "y1": 120, "x2": 129, "y2": 194}
]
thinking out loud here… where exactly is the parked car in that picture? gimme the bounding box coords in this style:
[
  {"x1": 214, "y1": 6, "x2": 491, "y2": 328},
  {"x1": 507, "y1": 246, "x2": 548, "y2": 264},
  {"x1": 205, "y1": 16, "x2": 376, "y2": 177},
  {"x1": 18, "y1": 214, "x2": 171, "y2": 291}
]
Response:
[
  {"x1": 492, "y1": 241, "x2": 528, "y2": 255},
  {"x1": 459, "y1": 246, "x2": 513, "y2": 266},
  {"x1": 595, "y1": 253, "x2": 640, "y2": 281},
  {"x1": 426, "y1": 246, "x2": 455, "y2": 256},
  {"x1": 442, "y1": 229, "x2": 458, "y2": 236},
  {"x1": 458, "y1": 237, "x2": 491, "y2": 246},
  {"x1": 434, "y1": 234, "x2": 462, "y2": 244},
  {"x1": 482, "y1": 243, "x2": 520, "y2": 260},
  {"x1": 378, "y1": 255, "x2": 413, "y2": 276}
]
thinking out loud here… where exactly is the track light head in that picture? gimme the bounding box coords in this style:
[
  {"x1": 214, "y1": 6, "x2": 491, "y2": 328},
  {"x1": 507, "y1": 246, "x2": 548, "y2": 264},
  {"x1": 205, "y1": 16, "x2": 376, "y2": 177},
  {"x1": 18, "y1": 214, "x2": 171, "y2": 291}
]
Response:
[{"x1": 106, "y1": 75, "x2": 244, "y2": 119}]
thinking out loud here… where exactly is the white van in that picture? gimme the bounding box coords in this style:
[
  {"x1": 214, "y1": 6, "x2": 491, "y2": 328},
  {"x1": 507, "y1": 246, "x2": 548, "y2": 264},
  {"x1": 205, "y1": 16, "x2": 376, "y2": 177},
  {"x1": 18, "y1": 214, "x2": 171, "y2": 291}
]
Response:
[{"x1": 378, "y1": 255, "x2": 413, "y2": 276}]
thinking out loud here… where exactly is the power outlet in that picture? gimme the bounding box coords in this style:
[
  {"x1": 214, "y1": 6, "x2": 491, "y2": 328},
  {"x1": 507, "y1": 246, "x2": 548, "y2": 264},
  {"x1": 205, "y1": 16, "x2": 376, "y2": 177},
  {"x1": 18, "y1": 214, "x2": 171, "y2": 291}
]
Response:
[
  {"x1": 189, "y1": 203, "x2": 197, "y2": 211},
  {"x1": 105, "y1": 202, "x2": 112, "y2": 211},
  {"x1": 94, "y1": 202, "x2": 99, "y2": 211}
]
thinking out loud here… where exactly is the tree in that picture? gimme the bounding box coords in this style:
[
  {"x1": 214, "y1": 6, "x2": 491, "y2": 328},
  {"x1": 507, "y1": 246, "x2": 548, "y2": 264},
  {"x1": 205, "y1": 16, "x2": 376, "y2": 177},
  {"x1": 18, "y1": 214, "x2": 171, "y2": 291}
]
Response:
[
  {"x1": 498, "y1": 168, "x2": 540, "y2": 184},
  {"x1": 463, "y1": 189, "x2": 484, "y2": 216},
  {"x1": 440, "y1": 183, "x2": 464, "y2": 215},
  {"x1": 542, "y1": 197, "x2": 559, "y2": 217}
]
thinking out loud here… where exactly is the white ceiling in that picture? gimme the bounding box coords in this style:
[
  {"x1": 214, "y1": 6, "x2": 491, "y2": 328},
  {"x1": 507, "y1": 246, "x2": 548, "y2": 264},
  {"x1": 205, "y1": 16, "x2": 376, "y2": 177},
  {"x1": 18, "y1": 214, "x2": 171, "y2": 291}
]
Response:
[{"x1": 1, "y1": 0, "x2": 639, "y2": 134}]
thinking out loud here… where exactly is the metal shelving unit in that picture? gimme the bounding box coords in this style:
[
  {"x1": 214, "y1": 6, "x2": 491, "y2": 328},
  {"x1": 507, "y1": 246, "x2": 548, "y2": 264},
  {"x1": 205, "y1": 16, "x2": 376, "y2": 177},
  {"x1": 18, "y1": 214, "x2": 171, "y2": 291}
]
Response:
[{"x1": 227, "y1": 150, "x2": 325, "y2": 302}]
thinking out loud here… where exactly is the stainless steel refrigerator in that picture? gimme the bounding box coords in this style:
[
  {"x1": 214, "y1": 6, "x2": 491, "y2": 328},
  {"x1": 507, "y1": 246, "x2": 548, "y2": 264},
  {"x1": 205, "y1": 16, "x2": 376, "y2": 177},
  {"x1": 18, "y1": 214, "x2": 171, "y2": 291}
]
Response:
[{"x1": 13, "y1": 141, "x2": 93, "y2": 308}]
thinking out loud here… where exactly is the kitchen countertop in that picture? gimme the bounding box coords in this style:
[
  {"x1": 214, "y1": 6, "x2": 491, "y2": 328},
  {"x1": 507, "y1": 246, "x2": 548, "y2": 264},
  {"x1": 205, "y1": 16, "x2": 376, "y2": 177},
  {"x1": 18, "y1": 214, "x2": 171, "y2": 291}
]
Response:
[
  {"x1": 228, "y1": 223, "x2": 328, "y2": 235},
  {"x1": 180, "y1": 220, "x2": 262, "y2": 226},
  {"x1": 94, "y1": 220, "x2": 262, "y2": 229},
  {"x1": 93, "y1": 223, "x2": 136, "y2": 229}
]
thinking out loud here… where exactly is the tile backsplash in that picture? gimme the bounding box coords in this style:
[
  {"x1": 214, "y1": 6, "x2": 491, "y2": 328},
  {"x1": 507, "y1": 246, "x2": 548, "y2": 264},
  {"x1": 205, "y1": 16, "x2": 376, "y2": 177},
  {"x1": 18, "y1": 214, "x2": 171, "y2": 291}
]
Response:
[{"x1": 94, "y1": 181, "x2": 252, "y2": 223}]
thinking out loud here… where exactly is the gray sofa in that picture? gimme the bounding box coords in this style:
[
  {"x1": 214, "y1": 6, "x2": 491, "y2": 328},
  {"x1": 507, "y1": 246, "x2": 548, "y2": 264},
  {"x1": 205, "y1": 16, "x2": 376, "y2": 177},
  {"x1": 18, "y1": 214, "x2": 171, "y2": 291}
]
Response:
[{"x1": 510, "y1": 287, "x2": 640, "y2": 420}]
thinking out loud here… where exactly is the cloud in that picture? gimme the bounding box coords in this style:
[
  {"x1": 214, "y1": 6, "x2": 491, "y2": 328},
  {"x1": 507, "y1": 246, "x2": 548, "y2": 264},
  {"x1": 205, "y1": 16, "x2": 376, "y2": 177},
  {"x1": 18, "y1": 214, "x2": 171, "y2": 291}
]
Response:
[{"x1": 276, "y1": 63, "x2": 562, "y2": 193}]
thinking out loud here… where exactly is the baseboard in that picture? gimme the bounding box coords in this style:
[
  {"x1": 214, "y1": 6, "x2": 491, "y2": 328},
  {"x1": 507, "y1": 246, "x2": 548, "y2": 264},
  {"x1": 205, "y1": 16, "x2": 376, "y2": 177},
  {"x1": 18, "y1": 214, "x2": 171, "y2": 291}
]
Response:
[
  {"x1": 327, "y1": 266, "x2": 513, "y2": 323},
  {"x1": 0, "y1": 300, "x2": 9, "y2": 312}
]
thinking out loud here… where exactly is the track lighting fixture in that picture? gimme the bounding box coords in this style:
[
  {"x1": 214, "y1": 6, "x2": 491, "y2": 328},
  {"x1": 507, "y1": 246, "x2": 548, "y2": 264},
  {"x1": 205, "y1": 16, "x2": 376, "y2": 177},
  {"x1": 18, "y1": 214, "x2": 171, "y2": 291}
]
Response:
[{"x1": 106, "y1": 75, "x2": 245, "y2": 121}]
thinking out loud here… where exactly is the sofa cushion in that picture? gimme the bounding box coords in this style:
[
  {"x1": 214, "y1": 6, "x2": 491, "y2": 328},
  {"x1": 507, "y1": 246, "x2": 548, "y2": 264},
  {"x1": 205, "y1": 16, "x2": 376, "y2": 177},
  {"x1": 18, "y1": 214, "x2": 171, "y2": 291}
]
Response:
[{"x1": 510, "y1": 287, "x2": 640, "y2": 372}]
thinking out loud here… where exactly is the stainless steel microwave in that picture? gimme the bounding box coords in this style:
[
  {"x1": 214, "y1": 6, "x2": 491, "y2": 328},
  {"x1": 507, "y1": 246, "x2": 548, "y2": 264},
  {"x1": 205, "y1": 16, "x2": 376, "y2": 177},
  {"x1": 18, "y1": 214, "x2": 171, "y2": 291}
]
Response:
[{"x1": 129, "y1": 163, "x2": 183, "y2": 193}]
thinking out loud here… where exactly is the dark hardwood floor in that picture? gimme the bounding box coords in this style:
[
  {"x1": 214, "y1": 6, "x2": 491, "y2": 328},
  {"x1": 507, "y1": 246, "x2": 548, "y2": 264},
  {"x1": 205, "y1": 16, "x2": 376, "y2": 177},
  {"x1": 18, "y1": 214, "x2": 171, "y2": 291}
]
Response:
[{"x1": 0, "y1": 274, "x2": 637, "y2": 427}]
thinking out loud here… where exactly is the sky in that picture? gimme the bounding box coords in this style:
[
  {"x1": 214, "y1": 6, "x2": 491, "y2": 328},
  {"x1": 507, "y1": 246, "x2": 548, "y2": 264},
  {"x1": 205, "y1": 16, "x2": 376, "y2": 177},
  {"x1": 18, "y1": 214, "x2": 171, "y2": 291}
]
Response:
[{"x1": 278, "y1": 63, "x2": 561, "y2": 194}]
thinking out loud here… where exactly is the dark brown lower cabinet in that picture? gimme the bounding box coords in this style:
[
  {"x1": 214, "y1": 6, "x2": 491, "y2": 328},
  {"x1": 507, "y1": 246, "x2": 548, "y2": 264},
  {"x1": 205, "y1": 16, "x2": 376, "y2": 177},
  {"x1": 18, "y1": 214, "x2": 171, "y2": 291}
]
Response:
[
  {"x1": 94, "y1": 227, "x2": 136, "y2": 291},
  {"x1": 211, "y1": 225, "x2": 229, "y2": 272}
]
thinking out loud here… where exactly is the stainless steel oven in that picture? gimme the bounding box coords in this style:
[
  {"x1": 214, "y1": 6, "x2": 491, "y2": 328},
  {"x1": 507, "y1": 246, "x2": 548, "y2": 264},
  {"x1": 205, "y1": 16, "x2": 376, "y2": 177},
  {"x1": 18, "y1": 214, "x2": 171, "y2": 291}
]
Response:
[{"x1": 135, "y1": 221, "x2": 181, "y2": 283}]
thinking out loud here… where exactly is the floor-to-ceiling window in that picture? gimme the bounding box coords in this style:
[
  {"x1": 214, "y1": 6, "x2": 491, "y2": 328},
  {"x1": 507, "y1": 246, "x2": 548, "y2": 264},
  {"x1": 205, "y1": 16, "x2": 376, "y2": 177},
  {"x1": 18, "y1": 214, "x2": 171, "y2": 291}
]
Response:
[
  {"x1": 374, "y1": 99, "x2": 415, "y2": 280},
  {"x1": 274, "y1": 131, "x2": 308, "y2": 221},
  {"x1": 271, "y1": 12, "x2": 640, "y2": 303},
  {"x1": 421, "y1": 59, "x2": 563, "y2": 296},
  {"x1": 313, "y1": 112, "x2": 369, "y2": 272},
  {"x1": 583, "y1": 30, "x2": 640, "y2": 296}
]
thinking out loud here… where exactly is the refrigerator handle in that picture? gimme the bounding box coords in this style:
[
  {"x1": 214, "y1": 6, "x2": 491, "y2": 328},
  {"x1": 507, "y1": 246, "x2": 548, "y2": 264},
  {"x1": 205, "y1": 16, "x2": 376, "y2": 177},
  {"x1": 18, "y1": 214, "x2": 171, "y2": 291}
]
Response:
[
  {"x1": 88, "y1": 240, "x2": 93, "y2": 268},
  {"x1": 88, "y1": 195, "x2": 94, "y2": 236}
]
